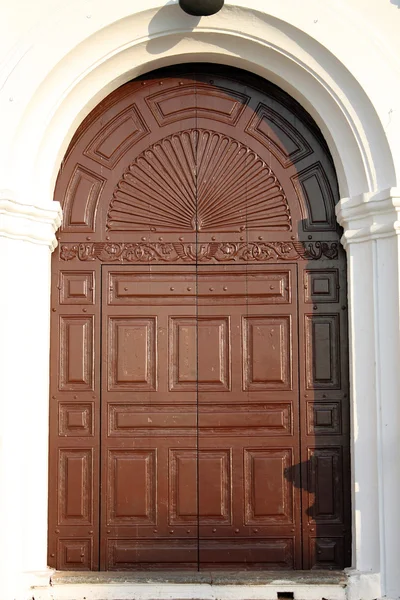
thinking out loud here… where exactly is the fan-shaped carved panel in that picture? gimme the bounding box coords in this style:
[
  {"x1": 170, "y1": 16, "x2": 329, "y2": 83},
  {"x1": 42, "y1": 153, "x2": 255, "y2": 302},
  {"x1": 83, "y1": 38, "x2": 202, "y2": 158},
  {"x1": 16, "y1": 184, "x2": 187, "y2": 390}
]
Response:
[{"x1": 107, "y1": 129, "x2": 291, "y2": 233}]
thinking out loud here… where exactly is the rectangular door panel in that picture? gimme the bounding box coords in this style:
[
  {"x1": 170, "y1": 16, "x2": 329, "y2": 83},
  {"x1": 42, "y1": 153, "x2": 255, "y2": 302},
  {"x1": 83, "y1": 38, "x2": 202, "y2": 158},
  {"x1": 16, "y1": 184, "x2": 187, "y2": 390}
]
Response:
[
  {"x1": 197, "y1": 265, "x2": 301, "y2": 568},
  {"x1": 101, "y1": 266, "x2": 199, "y2": 570}
]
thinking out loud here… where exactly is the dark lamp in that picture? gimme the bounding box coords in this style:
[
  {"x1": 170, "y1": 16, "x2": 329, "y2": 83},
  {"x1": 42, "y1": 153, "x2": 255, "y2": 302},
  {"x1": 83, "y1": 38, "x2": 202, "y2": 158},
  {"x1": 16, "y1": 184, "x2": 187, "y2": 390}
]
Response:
[{"x1": 179, "y1": 0, "x2": 224, "y2": 16}]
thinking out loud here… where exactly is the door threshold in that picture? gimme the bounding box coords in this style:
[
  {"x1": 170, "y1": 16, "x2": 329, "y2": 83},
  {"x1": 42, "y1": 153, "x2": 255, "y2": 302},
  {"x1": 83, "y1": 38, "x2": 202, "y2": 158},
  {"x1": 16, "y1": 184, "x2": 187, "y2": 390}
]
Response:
[{"x1": 32, "y1": 570, "x2": 347, "y2": 600}]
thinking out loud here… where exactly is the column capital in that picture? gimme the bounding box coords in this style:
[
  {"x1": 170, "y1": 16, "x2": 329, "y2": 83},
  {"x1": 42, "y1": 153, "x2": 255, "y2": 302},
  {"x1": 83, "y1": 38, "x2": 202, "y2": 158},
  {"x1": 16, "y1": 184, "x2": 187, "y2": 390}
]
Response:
[
  {"x1": 336, "y1": 187, "x2": 400, "y2": 249},
  {"x1": 0, "y1": 190, "x2": 62, "y2": 251}
]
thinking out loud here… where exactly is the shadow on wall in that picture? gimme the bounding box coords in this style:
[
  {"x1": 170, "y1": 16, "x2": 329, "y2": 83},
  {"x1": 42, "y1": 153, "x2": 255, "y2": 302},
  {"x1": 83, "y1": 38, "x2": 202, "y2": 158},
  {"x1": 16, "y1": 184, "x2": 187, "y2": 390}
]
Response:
[
  {"x1": 390, "y1": 0, "x2": 400, "y2": 7},
  {"x1": 148, "y1": 2, "x2": 201, "y2": 54}
]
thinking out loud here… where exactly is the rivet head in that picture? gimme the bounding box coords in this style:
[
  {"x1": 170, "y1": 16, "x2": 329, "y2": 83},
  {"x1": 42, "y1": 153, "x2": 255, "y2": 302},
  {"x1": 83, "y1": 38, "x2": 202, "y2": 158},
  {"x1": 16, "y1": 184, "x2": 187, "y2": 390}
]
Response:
[
  {"x1": 211, "y1": 236, "x2": 216, "y2": 241},
  {"x1": 153, "y1": 529, "x2": 158, "y2": 533},
  {"x1": 52, "y1": 308, "x2": 56, "y2": 312},
  {"x1": 52, "y1": 395, "x2": 56, "y2": 399},
  {"x1": 235, "y1": 528, "x2": 240, "y2": 533},
  {"x1": 240, "y1": 236, "x2": 244, "y2": 241},
  {"x1": 169, "y1": 530, "x2": 174, "y2": 534},
  {"x1": 74, "y1": 395, "x2": 77, "y2": 399},
  {"x1": 50, "y1": 553, "x2": 55, "y2": 557},
  {"x1": 209, "y1": 287, "x2": 214, "y2": 291},
  {"x1": 223, "y1": 286, "x2": 228, "y2": 291},
  {"x1": 187, "y1": 287, "x2": 192, "y2": 291},
  {"x1": 150, "y1": 227, "x2": 156, "y2": 232},
  {"x1": 270, "y1": 285, "x2": 274, "y2": 290},
  {"x1": 258, "y1": 236, "x2": 263, "y2": 240},
  {"x1": 313, "y1": 305, "x2": 318, "y2": 310},
  {"x1": 82, "y1": 308, "x2": 87, "y2": 313},
  {"x1": 253, "y1": 528, "x2": 258, "y2": 533},
  {"x1": 159, "y1": 237, "x2": 163, "y2": 241},
  {"x1": 186, "y1": 529, "x2": 191, "y2": 533},
  {"x1": 55, "y1": 529, "x2": 59, "y2": 534},
  {"x1": 86, "y1": 236, "x2": 91, "y2": 241},
  {"x1": 124, "y1": 287, "x2": 128, "y2": 291},
  {"x1": 106, "y1": 236, "x2": 110, "y2": 241},
  {"x1": 141, "y1": 237, "x2": 147, "y2": 241},
  {"x1": 212, "y1": 528, "x2": 217, "y2": 533},
  {"x1": 89, "y1": 530, "x2": 93, "y2": 534},
  {"x1": 308, "y1": 235, "x2": 313, "y2": 240},
  {"x1": 291, "y1": 235, "x2": 296, "y2": 240},
  {"x1": 179, "y1": 237, "x2": 184, "y2": 241},
  {"x1": 107, "y1": 530, "x2": 111, "y2": 534},
  {"x1": 170, "y1": 287, "x2": 175, "y2": 291}
]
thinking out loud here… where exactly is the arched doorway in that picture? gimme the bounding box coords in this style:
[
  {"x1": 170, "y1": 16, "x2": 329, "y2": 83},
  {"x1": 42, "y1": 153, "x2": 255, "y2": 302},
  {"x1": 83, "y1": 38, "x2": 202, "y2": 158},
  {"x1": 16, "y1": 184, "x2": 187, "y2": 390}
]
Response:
[{"x1": 48, "y1": 65, "x2": 350, "y2": 571}]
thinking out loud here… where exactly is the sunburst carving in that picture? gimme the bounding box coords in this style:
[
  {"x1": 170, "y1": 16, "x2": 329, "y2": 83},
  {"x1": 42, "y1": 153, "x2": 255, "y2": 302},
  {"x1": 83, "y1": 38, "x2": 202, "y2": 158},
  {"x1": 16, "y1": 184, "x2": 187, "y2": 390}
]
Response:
[{"x1": 107, "y1": 129, "x2": 291, "y2": 232}]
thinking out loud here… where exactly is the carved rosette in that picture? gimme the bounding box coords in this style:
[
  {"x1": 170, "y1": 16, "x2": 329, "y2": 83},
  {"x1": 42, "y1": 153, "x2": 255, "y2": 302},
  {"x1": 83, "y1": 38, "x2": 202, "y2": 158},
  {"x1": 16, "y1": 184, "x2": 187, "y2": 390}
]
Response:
[{"x1": 60, "y1": 241, "x2": 338, "y2": 263}]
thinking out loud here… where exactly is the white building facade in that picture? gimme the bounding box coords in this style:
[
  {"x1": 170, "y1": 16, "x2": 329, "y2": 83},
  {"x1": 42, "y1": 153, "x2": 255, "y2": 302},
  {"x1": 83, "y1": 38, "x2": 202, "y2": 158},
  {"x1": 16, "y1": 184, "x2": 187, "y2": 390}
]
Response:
[{"x1": 1, "y1": 1, "x2": 400, "y2": 598}]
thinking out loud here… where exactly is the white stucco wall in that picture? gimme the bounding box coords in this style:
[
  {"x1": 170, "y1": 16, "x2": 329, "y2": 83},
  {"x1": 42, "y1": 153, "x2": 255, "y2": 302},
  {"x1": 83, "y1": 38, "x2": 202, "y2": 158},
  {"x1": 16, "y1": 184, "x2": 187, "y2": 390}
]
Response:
[{"x1": 1, "y1": 1, "x2": 400, "y2": 599}]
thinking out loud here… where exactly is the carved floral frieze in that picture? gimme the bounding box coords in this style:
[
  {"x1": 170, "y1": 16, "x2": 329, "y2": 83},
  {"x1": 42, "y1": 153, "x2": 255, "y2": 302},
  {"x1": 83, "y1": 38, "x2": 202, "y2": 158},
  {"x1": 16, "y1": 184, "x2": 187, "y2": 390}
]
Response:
[{"x1": 60, "y1": 241, "x2": 338, "y2": 263}]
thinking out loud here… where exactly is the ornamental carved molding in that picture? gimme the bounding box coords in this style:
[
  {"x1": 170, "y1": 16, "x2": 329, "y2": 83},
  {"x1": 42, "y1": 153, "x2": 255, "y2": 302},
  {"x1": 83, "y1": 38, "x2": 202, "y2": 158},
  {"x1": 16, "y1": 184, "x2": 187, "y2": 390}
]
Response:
[{"x1": 60, "y1": 241, "x2": 339, "y2": 263}]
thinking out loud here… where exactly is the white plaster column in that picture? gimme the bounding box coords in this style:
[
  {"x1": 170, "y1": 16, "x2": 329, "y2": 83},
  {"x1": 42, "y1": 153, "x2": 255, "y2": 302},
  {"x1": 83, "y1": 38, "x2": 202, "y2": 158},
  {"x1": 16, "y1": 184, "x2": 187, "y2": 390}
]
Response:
[
  {"x1": 0, "y1": 192, "x2": 61, "y2": 600},
  {"x1": 337, "y1": 188, "x2": 400, "y2": 600}
]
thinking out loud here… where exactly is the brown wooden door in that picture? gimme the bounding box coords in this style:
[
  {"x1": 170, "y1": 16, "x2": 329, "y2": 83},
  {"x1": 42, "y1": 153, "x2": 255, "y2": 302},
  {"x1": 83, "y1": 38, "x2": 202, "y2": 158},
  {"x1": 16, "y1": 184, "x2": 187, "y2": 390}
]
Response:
[{"x1": 49, "y1": 64, "x2": 351, "y2": 571}]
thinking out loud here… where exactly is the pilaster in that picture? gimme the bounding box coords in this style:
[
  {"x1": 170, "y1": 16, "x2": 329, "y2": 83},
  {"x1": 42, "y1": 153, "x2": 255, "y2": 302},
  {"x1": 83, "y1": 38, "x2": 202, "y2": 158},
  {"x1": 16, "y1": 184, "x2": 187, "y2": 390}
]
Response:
[
  {"x1": 0, "y1": 192, "x2": 61, "y2": 600},
  {"x1": 337, "y1": 187, "x2": 400, "y2": 599}
]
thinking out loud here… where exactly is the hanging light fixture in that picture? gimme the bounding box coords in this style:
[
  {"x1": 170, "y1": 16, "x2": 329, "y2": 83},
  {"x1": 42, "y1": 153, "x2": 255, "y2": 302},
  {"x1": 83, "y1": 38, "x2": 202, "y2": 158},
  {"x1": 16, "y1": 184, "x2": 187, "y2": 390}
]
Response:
[{"x1": 179, "y1": 0, "x2": 224, "y2": 16}]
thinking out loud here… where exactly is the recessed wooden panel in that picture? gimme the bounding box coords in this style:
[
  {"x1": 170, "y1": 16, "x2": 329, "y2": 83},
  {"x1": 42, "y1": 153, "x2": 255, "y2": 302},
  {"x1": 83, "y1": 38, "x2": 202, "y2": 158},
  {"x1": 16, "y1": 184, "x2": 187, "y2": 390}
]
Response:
[
  {"x1": 169, "y1": 449, "x2": 232, "y2": 525},
  {"x1": 58, "y1": 449, "x2": 93, "y2": 525},
  {"x1": 59, "y1": 271, "x2": 94, "y2": 305},
  {"x1": 307, "y1": 448, "x2": 343, "y2": 524},
  {"x1": 307, "y1": 402, "x2": 341, "y2": 435},
  {"x1": 292, "y1": 163, "x2": 336, "y2": 231},
  {"x1": 169, "y1": 317, "x2": 230, "y2": 391},
  {"x1": 244, "y1": 449, "x2": 293, "y2": 524},
  {"x1": 109, "y1": 270, "x2": 291, "y2": 305},
  {"x1": 59, "y1": 316, "x2": 94, "y2": 390},
  {"x1": 169, "y1": 449, "x2": 197, "y2": 525},
  {"x1": 107, "y1": 539, "x2": 198, "y2": 569},
  {"x1": 304, "y1": 269, "x2": 339, "y2": 303},
  {"x1": 107, "y1": 450, "x2": 156, "y2": 525},
  {"x1": 62, "y1": 165, "x2": 104, "y2": 231},
  {"x1": 108, "y1": 317, "x2": 157, "y2": 391},
  {"x1": 59, "y1": 402, "x2": 94, "y2": 437},
  {"x1": 146, "y1": 84, "x2": 249, "y2": 126},
  {"x1": 245, "y1": 103, "x2": 312, "y2": 167},
  {"x1": 198, "y1": 403, "x2": 292, "y2": 436},
  {"x1": 309, "y1": 537, "x2": 345, "y2": 569},
  {"x1": 199, "y1": 450, "x2": 232, "y2": 524},
  {"x1": 243, "y1": 316, "x2": 291, "y2": 390},
  {"x1": 84, "y1": 104, "x2": 149, "y2": 168},
  {"x1": 108, "y1": 404, "x2": 196, "y2": 437},
  {"x1": 305, "y1": 314, "x2": 340, "y2": 389},
  {"x1": 199, "y1": 538, "x2": 294, "y2": 568},
  {"x1": 57, "y1": 539, "x2": 92, "y2": 570}
]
